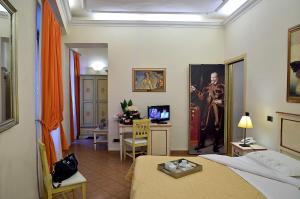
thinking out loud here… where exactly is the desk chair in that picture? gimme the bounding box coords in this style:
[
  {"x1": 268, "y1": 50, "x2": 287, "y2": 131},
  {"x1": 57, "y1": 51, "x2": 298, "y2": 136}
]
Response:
[
  {"x1": 123, "y1": 119, "x2": 150, "y2": 161},
  {"x1": 38, "y1": 141, "x2": 87, "y2": 199}
]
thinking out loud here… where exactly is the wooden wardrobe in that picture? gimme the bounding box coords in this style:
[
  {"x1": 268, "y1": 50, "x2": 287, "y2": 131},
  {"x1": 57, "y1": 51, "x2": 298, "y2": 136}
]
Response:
[{"x1": 80, "y1": 75, "x2": 108, "y2": 137}]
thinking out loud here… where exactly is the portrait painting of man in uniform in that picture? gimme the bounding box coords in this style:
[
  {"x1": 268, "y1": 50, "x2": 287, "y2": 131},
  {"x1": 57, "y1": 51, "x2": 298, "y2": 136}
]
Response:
[
  {"x1": 287, "y1": 24, "x2": 300, "y2": 103},
  {"x1": 189, "y1": 64, "x2": 225, "y2": 154},
  {"x1": 132, "y1": 68, "x2": 166, "y2": 92}
]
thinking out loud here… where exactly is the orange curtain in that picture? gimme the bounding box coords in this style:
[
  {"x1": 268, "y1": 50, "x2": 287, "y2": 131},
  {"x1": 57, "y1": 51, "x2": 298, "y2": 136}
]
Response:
[
  {"x1": 74, "y1": 52, "x2": 81, "y2": 138},
  {"x1": 41, "y1": 0, "x2": 69, "y2": 169},
  {"x1": 69, "y1": 51, "x2": 75, "y2": 143}
]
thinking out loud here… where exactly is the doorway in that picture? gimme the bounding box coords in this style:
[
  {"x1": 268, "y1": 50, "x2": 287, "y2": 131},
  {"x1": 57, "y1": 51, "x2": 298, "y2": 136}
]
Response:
[
  {"x1": 225, "y1": 55, "x2": 246, "y2": 155},
  {"x1": 67, "y1": 43, "x2": 108, "y2": 149}
]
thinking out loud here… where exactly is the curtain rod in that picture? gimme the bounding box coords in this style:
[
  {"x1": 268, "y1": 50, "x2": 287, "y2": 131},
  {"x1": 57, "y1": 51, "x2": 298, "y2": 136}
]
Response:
[{"x1": 70, "y1": 49, "x2": 82, "y2": 56}]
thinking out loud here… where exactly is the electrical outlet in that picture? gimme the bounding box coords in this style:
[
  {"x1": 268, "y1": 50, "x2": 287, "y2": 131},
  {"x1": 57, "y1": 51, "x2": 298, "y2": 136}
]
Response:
[
  {"x1": 113, "y1": 138, "x2": 120, "y2": 142},
  {"x1": 267, "y1": 116, "x2": 273, "y2": 122}
]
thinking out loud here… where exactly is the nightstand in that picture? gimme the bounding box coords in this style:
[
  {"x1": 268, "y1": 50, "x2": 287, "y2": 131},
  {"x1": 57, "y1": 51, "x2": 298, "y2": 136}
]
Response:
[{"x1": 231, "y1": 142, "x2": 267, "y2": 157}]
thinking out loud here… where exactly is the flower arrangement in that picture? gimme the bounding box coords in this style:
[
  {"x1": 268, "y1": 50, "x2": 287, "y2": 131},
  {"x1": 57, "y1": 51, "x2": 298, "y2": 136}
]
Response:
[{"x1": 117, "y1": 99, "x2": 141, "y2": 124}]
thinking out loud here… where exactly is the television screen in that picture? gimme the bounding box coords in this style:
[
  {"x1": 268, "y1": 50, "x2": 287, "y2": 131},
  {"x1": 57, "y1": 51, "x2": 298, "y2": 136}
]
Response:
[{"x1": 148, "y1": 105, "x2": 170, "y2": 122}]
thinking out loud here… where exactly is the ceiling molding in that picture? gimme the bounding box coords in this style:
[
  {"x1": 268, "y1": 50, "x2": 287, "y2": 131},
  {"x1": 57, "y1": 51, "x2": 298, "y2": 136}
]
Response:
[
  {"x1": 222, "y1": 0, "x2": 261, "y2": 26},
  {"x1": 62, "y1": 0, "x2": 262, "y2": 28},
  {"x1": 61, "y1": 0, "x2": 72, "y2": 22},
  {"x1": 90, "y1": 10, "x2": 215, "y2": 15},
  {"x1": 214, "y1": 0, "x2": 228, "y2": 12},
  {"x1": 85, "y1": 0, "x2": 224, "y2": 14},
  {"x1": 0, "y1": 11, "x2": 9, "y2": 18},
  {"x1": 70, "y1": 18, "x2": 223, "y2": 28}
]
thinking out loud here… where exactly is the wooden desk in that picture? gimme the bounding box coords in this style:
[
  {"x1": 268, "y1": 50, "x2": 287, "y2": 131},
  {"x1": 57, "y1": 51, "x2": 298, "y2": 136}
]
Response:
[{"x1": 119, "y1": 123, "x2": 172, "y2": 160}]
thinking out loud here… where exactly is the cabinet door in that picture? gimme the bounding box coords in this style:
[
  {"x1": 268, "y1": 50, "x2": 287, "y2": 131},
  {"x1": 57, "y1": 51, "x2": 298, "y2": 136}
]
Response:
[
  {"x1": 83, "y1": 102, "x2": 94, "y2": 127},
  {"x1": 96, "y1": 78, "x2": 108, "y2": 128},
  {"x1": 97, "y1": 102, "x2": 108, "y2": 128},
  {"x1": 97, "y1": 79, "x2": 108, "y2": 102},
  {"x1": 151, "y1": 130, "x2": 167, "y2": 155},
  {"x1": 81, "y1": 78, "x2": 95, "y2": 127},
  {"x1": 82, "y1": 79, "x2": 94, "y2": 101}
]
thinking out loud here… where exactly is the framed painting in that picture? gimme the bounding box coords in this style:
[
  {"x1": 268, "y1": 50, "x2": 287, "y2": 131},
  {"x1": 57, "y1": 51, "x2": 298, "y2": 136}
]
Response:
[
  {"x1": 132, "y1": 68, "x2": 166, "y2": 92},
  {"x1": 287, "y1": 24, "x2": 300, "y2": 103},
  {"x1": 189, "y1": 64, "x2": 226, "y2": 155}
]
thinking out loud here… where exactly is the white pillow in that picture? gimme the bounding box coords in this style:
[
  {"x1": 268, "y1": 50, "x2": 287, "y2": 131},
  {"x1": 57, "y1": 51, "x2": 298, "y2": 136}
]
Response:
[{"x1": 245, "y1": 150, "x2": 300, "y2": 177}]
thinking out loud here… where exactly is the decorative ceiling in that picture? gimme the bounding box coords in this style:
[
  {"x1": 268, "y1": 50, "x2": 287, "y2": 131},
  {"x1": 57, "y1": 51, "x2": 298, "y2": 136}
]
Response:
[
  {"x1": 85, "y1": 0, "x2": 224, "y2": 14},
  {"x1": 65, "y1": 0, "x2": 259, "y2": 26}
]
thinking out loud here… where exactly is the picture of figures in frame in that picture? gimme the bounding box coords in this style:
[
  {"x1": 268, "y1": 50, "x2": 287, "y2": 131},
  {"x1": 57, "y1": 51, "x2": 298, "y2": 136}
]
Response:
[
  {"x1": 132, "y1": 68, "x2": 166, "y2": 92},
  {"x1": 189, "y1": 64, "x2": 225, "y2": 155},
  {"x1": 287, "y1": 24, "x2": 300, "y2": 103}
]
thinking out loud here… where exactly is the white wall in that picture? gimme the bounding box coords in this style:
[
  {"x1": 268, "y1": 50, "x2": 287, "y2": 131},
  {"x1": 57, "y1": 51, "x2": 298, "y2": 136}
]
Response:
[
  {"x1": 224, "y1": 0, "x2": 300, "y2": 149},
  {"x1": 62, "y1": 43, "x2": 71, "y2": 145},
  {"x1": 0, "y1": 0, "x2": 38, "y2": 198},
  {"x1": 63, "y1": 25, "x2": 224, "y2": 150},
  {"x1": 76, "y1": 47, "x2": 108, "y2": 75}
]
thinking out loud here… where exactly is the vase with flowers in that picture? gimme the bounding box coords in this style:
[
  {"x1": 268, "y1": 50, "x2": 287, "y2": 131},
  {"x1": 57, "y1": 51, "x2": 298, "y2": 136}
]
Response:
[{"x1": 118, "y1": 99, "x2": 141, "y2": 125}]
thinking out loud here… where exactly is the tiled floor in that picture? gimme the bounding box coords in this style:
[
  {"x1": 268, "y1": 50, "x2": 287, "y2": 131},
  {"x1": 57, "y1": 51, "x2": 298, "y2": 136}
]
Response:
[
  {"x1": 67, "y1": 139, "x2": 132, "y2": 199},
  {"x1": 55, "y1": 139, "x2": 194, "y2": 199}
]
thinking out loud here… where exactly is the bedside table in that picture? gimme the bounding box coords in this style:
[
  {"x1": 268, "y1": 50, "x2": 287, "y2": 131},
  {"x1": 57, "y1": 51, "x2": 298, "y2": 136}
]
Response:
[{"x1": 231, "y1": 142, "x2": 267, "y2": 157}]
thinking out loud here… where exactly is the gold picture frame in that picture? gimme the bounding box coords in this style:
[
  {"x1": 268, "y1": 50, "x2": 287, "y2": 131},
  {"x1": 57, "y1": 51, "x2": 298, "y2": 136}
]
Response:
[
  {"x1": 287, "y1": 24, "x2": 300, "y2": 103},
  {"x1": 132, "y1": 68, "x2": 166, "y2": 92}
]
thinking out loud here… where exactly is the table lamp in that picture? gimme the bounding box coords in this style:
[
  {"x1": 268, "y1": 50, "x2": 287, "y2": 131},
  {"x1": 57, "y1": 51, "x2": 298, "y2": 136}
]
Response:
[{"x1": 238, "y1": 112, "x2": 253, "y2": 147}]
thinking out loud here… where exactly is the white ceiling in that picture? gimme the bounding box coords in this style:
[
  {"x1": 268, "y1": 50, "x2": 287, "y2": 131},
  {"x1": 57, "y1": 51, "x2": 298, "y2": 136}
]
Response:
[
  {"x1": 85, "y1": 0, "x2": 224, "y2": 14},
  {"x1": 65, "y1": 0, "x2": 258, "y2": 25}
]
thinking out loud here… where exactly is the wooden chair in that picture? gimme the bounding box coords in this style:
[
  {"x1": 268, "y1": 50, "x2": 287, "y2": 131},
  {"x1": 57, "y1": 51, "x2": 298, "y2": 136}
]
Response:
[
  {"x1": 38, "y1": 141, "x2": 87, "y2": 199},
  {"x1": 123, "y1": 119, "x2": 150, "y2": 161}
]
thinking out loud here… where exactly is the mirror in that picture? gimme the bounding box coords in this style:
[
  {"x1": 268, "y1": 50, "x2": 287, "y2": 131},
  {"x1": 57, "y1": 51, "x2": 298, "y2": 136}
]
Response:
[
  {"x1": 287, "y1": 24, "x2": 300, "y2": 103},
  {"x1": 0, "y1": 0, "x2": 17, "y2": 132}
]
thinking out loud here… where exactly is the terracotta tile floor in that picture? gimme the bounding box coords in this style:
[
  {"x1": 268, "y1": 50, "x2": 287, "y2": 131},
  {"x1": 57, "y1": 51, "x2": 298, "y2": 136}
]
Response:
[
  {"x1": 64, "y1": 139, "x2": 132, "y2": 199},
  {"x1": 55, "y1": 139, "x2": 194, "y2": 199}
]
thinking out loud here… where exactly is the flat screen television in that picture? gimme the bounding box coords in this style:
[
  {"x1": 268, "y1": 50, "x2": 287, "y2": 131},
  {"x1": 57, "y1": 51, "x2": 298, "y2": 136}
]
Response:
[{"x1": 147, "y1": 105, "x2": 170, "y2": 123}]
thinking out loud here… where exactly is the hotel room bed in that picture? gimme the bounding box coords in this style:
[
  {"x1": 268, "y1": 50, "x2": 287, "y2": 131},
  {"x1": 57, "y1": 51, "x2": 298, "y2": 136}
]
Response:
[
  {"x1": 130, "y1": 112, "x2": 300, "y2": 199},
  {"x1": 131, "y1": 112, "x2": 300, "y2": 199},
  {"x1": 130, "y1": 155, "x2": 300, "y2": 199},
  {"x1": 232, "y1": 168, "x2": 300, "y2": 199},
  {"x1": 131, "y1": 156, "x2": 265, "y2": 199}
]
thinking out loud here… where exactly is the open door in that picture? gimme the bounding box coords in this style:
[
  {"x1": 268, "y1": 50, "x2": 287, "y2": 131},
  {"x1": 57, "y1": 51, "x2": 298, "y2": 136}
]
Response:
[{"x1": 225, "y1": 55, "x2": 246, "y2": 155}]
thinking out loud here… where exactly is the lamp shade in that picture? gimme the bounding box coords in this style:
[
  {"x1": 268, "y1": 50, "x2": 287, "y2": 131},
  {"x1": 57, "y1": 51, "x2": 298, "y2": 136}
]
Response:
[{"x1": 238, "y1": 116, "x2": 253, "y2": 128}]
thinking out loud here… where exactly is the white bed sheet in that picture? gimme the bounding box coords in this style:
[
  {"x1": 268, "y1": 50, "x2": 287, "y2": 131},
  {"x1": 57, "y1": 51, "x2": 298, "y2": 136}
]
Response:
[{"x1": 200, "y1": 155, "x2": 300, "y2": 199}]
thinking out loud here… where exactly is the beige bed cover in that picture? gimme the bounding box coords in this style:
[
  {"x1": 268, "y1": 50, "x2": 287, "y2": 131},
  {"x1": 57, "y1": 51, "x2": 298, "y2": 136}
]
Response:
[{"x1": 131, "y1": 156, "x2": 265, "y2": 199}]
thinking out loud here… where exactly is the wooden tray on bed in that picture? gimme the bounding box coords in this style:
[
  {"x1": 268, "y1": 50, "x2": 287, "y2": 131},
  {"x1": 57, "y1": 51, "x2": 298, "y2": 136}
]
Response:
[{"x1": 157, "y1": 158, "x2": 202, "y2": 178}]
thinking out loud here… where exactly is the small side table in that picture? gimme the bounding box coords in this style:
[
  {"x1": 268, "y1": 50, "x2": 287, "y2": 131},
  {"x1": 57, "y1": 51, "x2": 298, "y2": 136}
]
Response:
[
  {"x1": 231, "y1": 142, "x2": 267, "y2": 157},
  {"x1": 91, "y1": 128, "x2": 108, "y2": 151}
]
